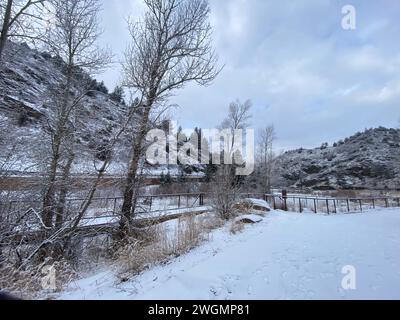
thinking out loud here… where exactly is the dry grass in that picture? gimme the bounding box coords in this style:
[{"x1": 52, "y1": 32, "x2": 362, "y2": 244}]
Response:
[
  {"x1": 0, "y1": 264, "x2": 44, "y2": 299},
  {"x1": 229, "y1": 221, "x2": 245, "y2": 235},
  {"x1": 114, "y1": 213, "x2": 225, "y2": 282},
  {"x1": 0, "y1": 259, "x2": 76, "y2": 300}
]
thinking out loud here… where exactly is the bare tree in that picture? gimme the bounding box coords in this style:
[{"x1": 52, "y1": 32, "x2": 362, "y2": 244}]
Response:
[
  {"x1": 221, "y1": 100, "x2": 252, "y2": 134},
  {"x1": 210, "y1": 99, "x2": 253, "y2": 219},
  {"x1": 220, "y1": 98, "x2": 252, "y2": 171},
  {"x1": 40, "y1": 0, "x2": 110, "y2": 244},
  {"x1": 210, "y1": 164, "x2": 242, "y2": 220},
  {"x1": 0, "y1": 0, "x2": 47, "y2": 61},
  {"x1": 120, "y1": 0, "x2": 220, "y2": 235},
  {"x1": 257, "y1": 125, "x2": 276, "y2": 193}
]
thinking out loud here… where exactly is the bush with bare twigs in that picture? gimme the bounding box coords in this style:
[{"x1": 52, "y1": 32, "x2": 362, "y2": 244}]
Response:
[{"x1": 115, "y1": 213, "x2": 223, "y2": 282}]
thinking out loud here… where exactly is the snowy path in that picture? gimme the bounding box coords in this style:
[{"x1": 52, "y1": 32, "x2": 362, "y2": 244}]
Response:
[{"x1": 60, "y1": 209, "x2": 400, "y2": 300}]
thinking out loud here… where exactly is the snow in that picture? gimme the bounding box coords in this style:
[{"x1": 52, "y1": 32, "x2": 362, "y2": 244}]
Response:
[
  {"x1": 243, "y1": 198, "x2": 271, "y2": 211},
  {"x1": 234, "y1": 214, "x2": 263, "y2": 224},
  {"x1": 58, "y1": 208, "x2": 400, "y2": 300}
]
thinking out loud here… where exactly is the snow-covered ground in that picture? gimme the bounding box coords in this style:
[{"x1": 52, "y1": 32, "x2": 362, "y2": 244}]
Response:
[{"x1": 59, "y1": 208, "x2": 400, "y2": 300}]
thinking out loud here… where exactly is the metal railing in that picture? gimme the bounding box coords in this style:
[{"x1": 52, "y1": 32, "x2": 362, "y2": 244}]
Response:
[
  {"x1": 263, "y1": 194, "x2": 400, "y2": 214},
  {"x1": 2, "y1": 192, "x2": 400, "y2": 228}
]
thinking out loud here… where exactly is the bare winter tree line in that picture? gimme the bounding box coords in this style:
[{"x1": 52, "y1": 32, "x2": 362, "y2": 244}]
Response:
[{"x1": 0, "y1": 0, "x2": 222, "y2": 284}]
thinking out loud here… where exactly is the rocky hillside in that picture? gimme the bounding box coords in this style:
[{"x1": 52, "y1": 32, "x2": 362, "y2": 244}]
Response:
[
  {"x1": 0, "y1": 42, "x2": 132, "y2": 174},
  {"x1": 274, "y1": 127, "x2": 400, "y2": 190}
]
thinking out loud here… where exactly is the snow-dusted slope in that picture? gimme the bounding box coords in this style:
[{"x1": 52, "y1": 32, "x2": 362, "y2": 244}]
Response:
[
  {"x1": 0, "y1": 43, "x2": 205, "y2": 177},
  {"x1": 0, "y1": 42, "x2": 131, "y2": 174},
  {"x1": 59, "y1": 208, "x2": 400, "y2": 300},
  {"x1": 274, "y1": 127, "x2": 400, "y2": 190}
]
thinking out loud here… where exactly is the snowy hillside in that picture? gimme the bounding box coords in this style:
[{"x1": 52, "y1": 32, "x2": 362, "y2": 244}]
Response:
[
  {"x1": 274, "y1": 127, "x2": 400, "y2": 190},
  {"x1": 0, "y1": 42, "x2": 205, "y2": 177},
  {"x1": 0, "y1": 42, "x2": 131, "y2": 174},
  {"x1": 59, "y1": 208, "x2": 400, "y2": 300}
]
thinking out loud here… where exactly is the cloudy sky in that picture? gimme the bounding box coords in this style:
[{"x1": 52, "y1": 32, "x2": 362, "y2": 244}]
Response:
[{"x1": 97, "y1": 0, "x2": 400, "y2": 151}]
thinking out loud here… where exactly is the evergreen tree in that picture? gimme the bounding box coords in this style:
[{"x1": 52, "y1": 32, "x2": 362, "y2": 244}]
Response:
[
  {"x1": 110, "y1": 86, "x2": 125, "y2": 104},
  {"x1": 205, "y1": 163, "x2": 218, "y2": 182}
]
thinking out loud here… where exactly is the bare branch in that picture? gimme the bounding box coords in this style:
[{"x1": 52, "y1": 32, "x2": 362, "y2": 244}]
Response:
[{"x1": 0, "y1": 0, "x2": 48, "y2": 60}]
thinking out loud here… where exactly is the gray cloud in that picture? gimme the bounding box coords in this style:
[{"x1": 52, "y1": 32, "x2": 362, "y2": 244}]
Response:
[{"x1": 98, "y1": 0, "x2": 400, "y2": 150}]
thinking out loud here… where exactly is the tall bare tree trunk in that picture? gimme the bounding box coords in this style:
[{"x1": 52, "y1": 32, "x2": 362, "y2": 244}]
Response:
[
  {"x1": 0, "y1": 0, "x2": 13, "y2": 62},
  {"x1": 120, "y1": 102, "x2": 152, "y2": 234},
  {"x1": 121, "y1": 0, "x2": 220, "y2": 236},
  {"x1": 55, "y1": 150, "x2": 74, "y2": 230},
  {"x1": 42, "y1": 134, "x2": 62, "y2": 228},
  {"x1": 42, "y1": 67, "x2": 72, "y2": 231}
]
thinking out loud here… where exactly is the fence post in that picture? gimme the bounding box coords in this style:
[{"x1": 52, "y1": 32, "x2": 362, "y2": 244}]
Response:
[
  {"x1": 113, "y1": 198, "x2": 117, "y2": 215},
  {"x1": 281, "y1": 190, "x2": 288, "y2": 211},
  {"x1": 372, "y1": 199, "x2": 375, "y2": 209},
  {"x1": 273, "y1": 196, "x2": 276, "y2": 210},
  {"x1": 314, "y1": 199, "x2": 317, "y2": 214},
  {"x1": 333, "y1": 200, "x2": 337, "y2": 214},
  {"x1": 9, "y1": 201, "x2": 14, "y2": 214},
  {"x1": 385, "y1": 198, "x2": 389, "y2": 208},
  {"x1": 347, "y1": 199, "x2": 350, "y2": 213},
  {"x1": 299, "y1": 198, "x2": 303, "y2": 213},
  {"x1": 359, "y1": 200, "x2": 363, "y2": 212},
  {"x1": 326, "y1": 199, "x2": 330, "y2": 215}
]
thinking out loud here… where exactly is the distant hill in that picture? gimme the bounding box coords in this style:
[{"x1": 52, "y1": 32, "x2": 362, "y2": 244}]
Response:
[{"x1": 273, "y1": 127, "x2": 400, "y2": 190}]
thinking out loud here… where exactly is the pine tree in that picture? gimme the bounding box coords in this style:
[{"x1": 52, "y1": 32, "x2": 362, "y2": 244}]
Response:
[
  {"x1": 110, "y1": 86, "x2": 125, "y2": 104},
  {"x1": 205, "y1": 163, "x2": 218, "y2": 182}
]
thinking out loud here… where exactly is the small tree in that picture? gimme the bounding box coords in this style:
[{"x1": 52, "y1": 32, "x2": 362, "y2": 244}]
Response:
[
  {"x1": 257, "y1": 125, "x2": 276, "y2": 193},
  {"x1": 221, "y1": 99, "x2": 252, "y2": 147},
  {"x1": 210, "y1": 100, "x2": 252, "y2": 219},
  {"x1": 204, "y1": 162, "x2": 218, "y2": 182},
  {"x1": 210, "y1": 164, "x2": 241, "y2": 220},
  {"x1": 110, "y1": 85, "x2": 125, "y2": 104},
  {"x1": 160, "y1": 171, "x2": 172, "y2": 186}
]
